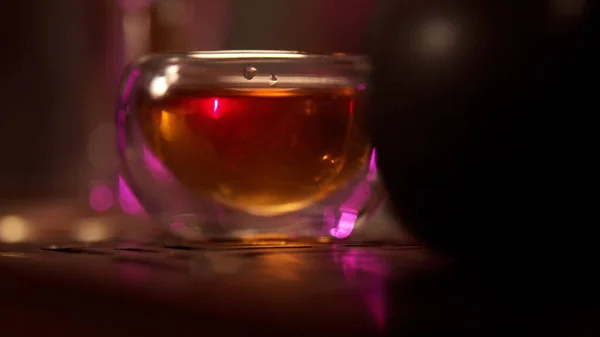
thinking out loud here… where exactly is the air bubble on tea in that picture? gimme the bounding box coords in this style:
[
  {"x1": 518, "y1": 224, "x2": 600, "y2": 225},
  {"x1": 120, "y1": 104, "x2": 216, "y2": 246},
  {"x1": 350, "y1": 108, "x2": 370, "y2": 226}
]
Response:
[
  {"x1": 269, "y1": 73, "x2": 278, "y2": 86},
  {"x1": 242, "y1": 66, "x2": 257, "y2": 80}
]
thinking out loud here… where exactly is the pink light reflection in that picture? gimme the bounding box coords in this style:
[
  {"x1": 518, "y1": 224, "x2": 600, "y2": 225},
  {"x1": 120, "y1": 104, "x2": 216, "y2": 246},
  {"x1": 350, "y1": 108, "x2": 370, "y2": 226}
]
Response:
[
  {"x1": 363, "y1": 286, "x2": 386, "y2": 332},
  {"x1": 121, "y1": 68, "x2": 141, "y2": 103},
  {"x1": 89, "y1": 185, "x2": 114, "y2": 212},
  {"x1": 339, "y1": 183, "x2": 371, "y2": 215},
  {"x1": 367, "y1": 148, "x2": 377, "y2": 181},
  {"x1": 340, "y1": 250, "x2": 388, "y2": 333},
  {"x1": 118, "y1": 175, "x2": 144, "y2": 215},
  {"x1": 330, "y1": 148, "x2": 377, "y2": 238},
  {"x1": 329, "y1": 212, "x2": 357, "y2": 239},
  {"x1": 143, "y1": 146, "x2": 172, "y2": 181}
]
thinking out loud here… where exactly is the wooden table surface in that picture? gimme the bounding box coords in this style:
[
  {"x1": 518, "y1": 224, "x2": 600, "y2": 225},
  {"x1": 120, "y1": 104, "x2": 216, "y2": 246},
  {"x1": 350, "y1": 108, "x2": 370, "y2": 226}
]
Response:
[{"x1": 0, "y1": 202, "x2": 597, "y2": 336}]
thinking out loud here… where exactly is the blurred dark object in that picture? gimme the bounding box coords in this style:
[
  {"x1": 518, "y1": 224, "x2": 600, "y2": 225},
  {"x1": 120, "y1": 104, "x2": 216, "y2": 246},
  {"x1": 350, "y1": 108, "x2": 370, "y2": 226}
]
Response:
[
  {"x1": 0, "y1": 1, "x2": 123, "y2": 201},
  {"x1": 225, "y1": 0, "x2": 375, "y2": 53},
  {"x1": 368, "y1": 0, "x2": 597, "y2": 267},
  {"x1": 148, "y1": 0, "x2": 230, "y2": 53}
]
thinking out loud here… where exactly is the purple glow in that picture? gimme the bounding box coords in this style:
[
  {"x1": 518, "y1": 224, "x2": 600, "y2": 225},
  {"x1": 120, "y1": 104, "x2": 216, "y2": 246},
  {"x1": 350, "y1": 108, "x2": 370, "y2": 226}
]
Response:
[
  {"x1": 121, "y1": 68, "x2": 141, "y2": 103},
  {"x1": 369, "y1": 149, "x2": 377, "y2": 172},
  {"x1": 340, "y1": 250, "x2": 388, "y2": 332},
  {"x1": 329, "y1": 149, "x2": 377, "y2": 239},
  {"x1": 339, "y1": 182, "x2": 371, "y2": 215},
  {"x1": 340, "y1": 250, "x2": 357, "y2": 278},
  {"x1": 143, "y1": 146, "x2": 172, "y2": 181},
  {"x1": 357, "y1": 83, "x2": 367, "y2": 91},
  {"x1": 118, "y1": 175, "x2": 144, "y2": 215},
  {"x1": 363, "y1": 286, "x2": 386, "y2": 332},
  {"x1": 329, "y1": 212, "x2": 357, "y2": 239},
  {"x1": 367, "y1": 148, "x2": 377, "y2": 181},
  {"x1": 89, "y1": 185, "x2": 114, "y2": 212}
]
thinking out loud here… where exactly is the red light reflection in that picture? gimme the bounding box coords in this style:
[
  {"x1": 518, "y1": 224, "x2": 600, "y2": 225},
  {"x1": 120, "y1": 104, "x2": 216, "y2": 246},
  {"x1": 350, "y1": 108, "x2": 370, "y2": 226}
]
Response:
[{"x1": 212, "y1": 98, "x2": 220, "y2": 118}]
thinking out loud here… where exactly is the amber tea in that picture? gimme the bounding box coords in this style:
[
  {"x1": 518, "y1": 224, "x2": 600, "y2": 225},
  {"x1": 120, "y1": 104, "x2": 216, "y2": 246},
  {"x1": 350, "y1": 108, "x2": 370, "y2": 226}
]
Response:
[{"x1": 136, "y1": 88, "x2": 371, "y2": 216}]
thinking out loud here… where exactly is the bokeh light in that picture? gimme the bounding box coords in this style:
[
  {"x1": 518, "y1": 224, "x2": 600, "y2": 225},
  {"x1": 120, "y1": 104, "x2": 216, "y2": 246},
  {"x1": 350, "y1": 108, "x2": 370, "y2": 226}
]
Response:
[
  {"x1": 0, "y1": 215, "x2": 30, "y2": 243},
  {"x1": 73, "y1": 218, "x2": 112, "y2": 243},
  {"x1": 89, "y1": 185, "x2": 114, "y2": 212},
  {"x1": 418, "y1": 18, "x2": 457, "y2": 56}
]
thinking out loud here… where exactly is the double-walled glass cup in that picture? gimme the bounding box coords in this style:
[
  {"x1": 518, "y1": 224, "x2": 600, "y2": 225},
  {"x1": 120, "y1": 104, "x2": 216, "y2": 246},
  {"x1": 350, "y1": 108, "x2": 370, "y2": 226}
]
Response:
[{"x1": 116, "y1": 51, "x2": 381, "y2": 242}]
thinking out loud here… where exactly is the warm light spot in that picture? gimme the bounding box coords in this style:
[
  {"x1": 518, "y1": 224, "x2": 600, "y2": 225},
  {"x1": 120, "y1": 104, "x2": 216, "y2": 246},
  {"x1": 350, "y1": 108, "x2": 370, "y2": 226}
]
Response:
[
  {"x1": 149, "y1": 76, "x2": 169, "y2": 98},
  {"x1": 317, "y1": 236, "x2": 331, "y2": 243},
  {"x1": 343, "y1": 88, "x2": 355, "y2": 96},
  {"x1": 0, "y1": 216, "x2": 30, "y2": 243},
  {"x1": 190, "y1": 51, "x2": 308, "y2": 59},
  {"x1": 217, "y1": 198, "x2": 316, "y2": 217},
  {"x1": 322, "y1": 154, "x2": 329, "y2": 160},
  {"x1": 225, "y1": 88, "x2": 305, "y2": 97},
  {"x1": 419, "y1": 18, "x2": 457, "y2": 55},
  {"x1": 305, "y1": 100, "x2": 314, "y2": 115},
  {"x1": 159, "y1": 110, "x2": 176, "y2": 141},
  {"x1": 165, "y1": 65, "x2": 180, "y2": 83},
  {"x1": 74, "y1": 218, "x2": 111, "y2": 243}
]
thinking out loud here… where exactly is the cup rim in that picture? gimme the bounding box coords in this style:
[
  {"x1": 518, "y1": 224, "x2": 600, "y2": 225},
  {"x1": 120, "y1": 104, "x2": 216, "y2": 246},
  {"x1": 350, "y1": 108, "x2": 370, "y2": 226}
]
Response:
[{"x1": 138, "y1": 50, "x2": 369, "y2": 64}]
